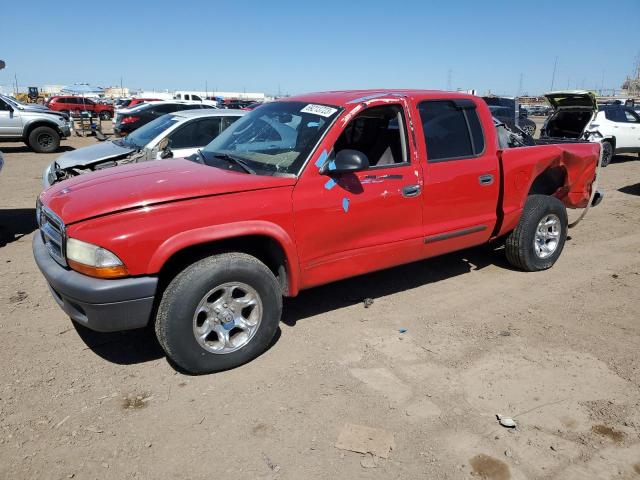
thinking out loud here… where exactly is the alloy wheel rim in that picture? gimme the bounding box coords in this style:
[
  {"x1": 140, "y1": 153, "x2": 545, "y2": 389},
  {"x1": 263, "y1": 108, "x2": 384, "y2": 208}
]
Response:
[
  {"x1": 192, "y1": 282, "x2": 263, "y2": 354},
  {"x1": 37, "y1": 133, "x2": 53, "y2": 147},
  {"x1": 534, "y1": 214, "x2": 561, "y2": 259}
]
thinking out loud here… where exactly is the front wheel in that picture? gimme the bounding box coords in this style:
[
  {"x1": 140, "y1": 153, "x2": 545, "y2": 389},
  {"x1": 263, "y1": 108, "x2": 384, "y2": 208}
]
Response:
[
  {"x1": 505, "y1": 195, "x2": 568, "y2": 271},
  {"x1": 28, "y1": 126, "x2": 60, "y2": 153},
  {"x1": 99, "y1": 110, "x2": 112, "y2": 120},
  {"x1": 155, "y1": 253, "x2": 282, "y2": 374}
]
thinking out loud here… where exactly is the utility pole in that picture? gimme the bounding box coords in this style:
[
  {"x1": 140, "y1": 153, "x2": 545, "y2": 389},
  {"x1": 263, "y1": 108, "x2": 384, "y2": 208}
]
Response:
[
  {"x1": 517, "y1": 72, "x2": 523, "y2": 97},
  {"x1": 600, "y1": 70, "x2": 605, "y2": 95},
  {"x1": 120, "y1": 76, "x2": 123, "y2": 96},
  {"x1": 205, "y1": 80, "x2": 208, "y2": 98},
  {"x1": 447, "y1": 69, "x2": 452, "y2": 91},
  {"x1": 550, "y1": 56, "x2": 558, "y2": 91},
  {"x1": 14, "y1": 73, "x2": 19, "y2": 95}
]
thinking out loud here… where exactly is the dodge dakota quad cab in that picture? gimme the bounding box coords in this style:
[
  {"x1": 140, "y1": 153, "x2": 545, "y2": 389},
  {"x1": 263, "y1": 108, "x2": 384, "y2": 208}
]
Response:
[{"x1": 33, "y1": 90, "x2": 602, "y2": 374}]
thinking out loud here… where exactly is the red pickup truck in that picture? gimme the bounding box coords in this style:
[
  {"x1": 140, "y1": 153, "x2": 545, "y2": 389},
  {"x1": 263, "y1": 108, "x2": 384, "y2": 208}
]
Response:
[{"x1": 34, "y1": 90, "x2": 602, "y2": 373}]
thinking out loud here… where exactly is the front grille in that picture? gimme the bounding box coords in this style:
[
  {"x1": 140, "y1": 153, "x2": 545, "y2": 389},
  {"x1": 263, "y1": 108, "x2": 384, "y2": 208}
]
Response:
[{"x1": 39, "y1": 206, "x2": 67, "y2": 266}]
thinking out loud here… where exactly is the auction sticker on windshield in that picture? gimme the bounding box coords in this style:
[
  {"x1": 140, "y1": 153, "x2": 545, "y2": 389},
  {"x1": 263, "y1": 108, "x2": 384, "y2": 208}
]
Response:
[{"x1": 300, "y1": 104, "x2": 338, "y2": 117}]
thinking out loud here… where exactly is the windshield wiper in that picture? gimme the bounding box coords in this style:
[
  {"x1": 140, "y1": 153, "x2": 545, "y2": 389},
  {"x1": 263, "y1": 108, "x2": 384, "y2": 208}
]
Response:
[{"x1": 210, "y1": 152, "x2": 256, "y2": 175}]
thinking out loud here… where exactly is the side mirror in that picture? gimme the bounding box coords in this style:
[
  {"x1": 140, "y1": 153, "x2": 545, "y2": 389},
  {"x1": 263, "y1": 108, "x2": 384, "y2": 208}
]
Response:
[
  {"x1": 321, "y1": 149, "x2": 369, "y2": 175},
  {"x1": 158, "y1": 138, "x2": 173, "y2": 158}
]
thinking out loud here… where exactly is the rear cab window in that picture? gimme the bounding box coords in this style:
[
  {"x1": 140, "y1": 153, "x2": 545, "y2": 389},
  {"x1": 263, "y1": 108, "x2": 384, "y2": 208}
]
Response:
[{"x1": 418, "y1": 99, "x2": 485, "y2": 162}]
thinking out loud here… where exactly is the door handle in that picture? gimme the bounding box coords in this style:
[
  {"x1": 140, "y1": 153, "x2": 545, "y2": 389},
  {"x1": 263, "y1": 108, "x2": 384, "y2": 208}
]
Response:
[
  {"x1": 478, "y1": 174, "x2": 494, "y2": 186},
  {"x1": 402, "y1": 184, "x2": 421, "y2": 197}
]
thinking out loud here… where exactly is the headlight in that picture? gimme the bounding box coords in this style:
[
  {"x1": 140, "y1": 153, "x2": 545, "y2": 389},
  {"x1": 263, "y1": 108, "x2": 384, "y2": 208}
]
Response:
[{"x1": 66, "y1": 238, "x2": 128, "y2": 279}]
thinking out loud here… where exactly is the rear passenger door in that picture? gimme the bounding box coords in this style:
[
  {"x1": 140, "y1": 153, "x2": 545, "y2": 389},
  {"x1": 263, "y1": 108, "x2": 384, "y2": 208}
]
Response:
[
  {"x1": 619, "y1": 109, "x2": 640, "y2": 149},
  {"x1": 417, "y1": 99, "x2": 499, "y2": 255}
]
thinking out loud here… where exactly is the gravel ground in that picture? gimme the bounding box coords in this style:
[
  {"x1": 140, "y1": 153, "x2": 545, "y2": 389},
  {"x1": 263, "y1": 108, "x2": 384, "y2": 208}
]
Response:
[{"x1": 1, "y1": 123, "x2": 639, "y2": 480}]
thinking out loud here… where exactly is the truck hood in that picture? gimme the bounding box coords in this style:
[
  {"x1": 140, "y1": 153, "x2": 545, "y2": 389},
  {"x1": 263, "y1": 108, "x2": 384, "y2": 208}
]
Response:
[
  {"x1": 544, "y1": 90, "x2": 597, "y2": 111},
  {"x1": 54, "y1": 140, "x2": 137, "y2": 169},
  {"x1": 40, "y1": 158, "x2": 296, "y2": 224}
]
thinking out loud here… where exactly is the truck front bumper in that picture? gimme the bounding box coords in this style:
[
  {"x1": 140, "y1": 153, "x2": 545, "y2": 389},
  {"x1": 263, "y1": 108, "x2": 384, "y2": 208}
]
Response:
[{"x1": 33, "y1": 234, "x2": 158, "y2": 332}]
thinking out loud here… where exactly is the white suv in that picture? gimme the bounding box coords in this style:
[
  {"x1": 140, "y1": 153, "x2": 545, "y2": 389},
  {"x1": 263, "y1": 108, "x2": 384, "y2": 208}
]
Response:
[{"x1": 540, "y1": 90, "x2": 640, "y2": 166}]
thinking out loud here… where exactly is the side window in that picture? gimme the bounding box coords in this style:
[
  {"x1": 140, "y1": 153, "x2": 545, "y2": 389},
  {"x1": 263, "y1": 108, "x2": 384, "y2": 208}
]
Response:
[
  {"x1": 624, "y1": 109, "x2": 640, "y2": 123},
  {"x1": 604, "y1": 108, "x2": 627, "y2": 123},
  {"x1": 0, "y1": 99, "x2": 11, "y2": 111},
  {"x1": 222, "y1": 115, "x2": 240, "y2": 131},
  {"x1": 180, "y1": 104, "x2": 203, "y2": 111},
  {"x1": 418, "y1": 100, "x2": 485, "y2": 162},
  {"x1": 169, "y1": 118, "x2": 222, "y2": 149},
  {"x1": 192, "y1": 95, "x2": 202, "y2": 101},
  {"x1": 334, "y1": 104, "x2": 408, "y2": 167},
  {"x1": 151, "y1": 104, "x2": 176, "y2": 115}
]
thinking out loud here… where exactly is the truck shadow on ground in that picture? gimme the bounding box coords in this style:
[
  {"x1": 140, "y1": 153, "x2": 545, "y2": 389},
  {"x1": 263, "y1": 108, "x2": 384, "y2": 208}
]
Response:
[
  {"x1": 73, "y1": 321, "x2": 282, "y2": 373},
  {"x1": 618, "y1": 182, "x2": 640, "y2": 196},
  {"x1": 610, "y1": 154, "x2": 639, "y2": 165},
  {"x1": 282, "y1": 243, "x2": 511, "y2": 326},
  {"x1": 0, "y1": 208, "x2": 37, "y2": 247},
  {"x1": 0, "y1": 145, "x2": 75, "y2": 154},
  {"x1": 76, "y1": 242, "x2": 510, "y2": 370}
]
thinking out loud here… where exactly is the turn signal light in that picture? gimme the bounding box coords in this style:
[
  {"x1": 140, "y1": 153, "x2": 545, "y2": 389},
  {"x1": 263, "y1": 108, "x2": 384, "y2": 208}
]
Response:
[{"x1": 68, "y1": 259, "x2": 129, "y2": 279}]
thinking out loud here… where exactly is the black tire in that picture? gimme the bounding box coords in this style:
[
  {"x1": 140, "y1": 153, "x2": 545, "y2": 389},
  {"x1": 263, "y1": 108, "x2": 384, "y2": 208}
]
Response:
[
  {"x1": 600, "y1": 141, "x2": 613, "y2": 167},
  {"x1": 522, "y1": 124, "x2": 536, "y2": 136},
  {"x1": 28, "y1": 126, "x2": 60, "y2": 153},
  {"x1": 99, "y1": 110, "x2": 112, "y2": 120},
  {"x1": 505, "y1": 195, "x2": 568, "y2": 272},
  {"x1": 155, "y1": 253, "x2": 282, "y2": 374}
]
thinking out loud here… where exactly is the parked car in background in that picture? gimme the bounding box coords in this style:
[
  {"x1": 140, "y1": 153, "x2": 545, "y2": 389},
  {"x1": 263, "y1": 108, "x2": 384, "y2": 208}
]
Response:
[
  {"x1": 242, "y1": 102, "x2": 263, "y2": 111},
  {"x1": 0, "y1": 94, "x2": 71, "y2": 153},
  {"x1": 483, "y1": 96, "x2": 536, "y2": 136},
  {"x1": 45, "y1": 96, "x2": 114, "y2": 119},
  {"x1": 33, "y1": 90, "x2": 601, "y2": 373},
  {"x1": 540, "y1": 90, "x2": 640, "y2": 166},
  {"x1": 113, "y1": 102, "x2": 212, "y2": 136},
  {"x1": 43, "y1": 109, "x2": 244, "y2": 187},
  {"x1": 527, "y1": 105, "x2": 552, "y2": 116}
]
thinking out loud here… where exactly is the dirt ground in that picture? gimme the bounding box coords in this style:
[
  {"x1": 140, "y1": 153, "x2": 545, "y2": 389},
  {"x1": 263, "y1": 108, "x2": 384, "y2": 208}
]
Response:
[{"x1": 1, "y1": 121, "x2": 639, "y2": 480}]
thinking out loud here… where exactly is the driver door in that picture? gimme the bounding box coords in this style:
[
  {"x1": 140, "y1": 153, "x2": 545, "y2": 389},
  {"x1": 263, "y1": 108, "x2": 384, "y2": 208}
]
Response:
[
  {"x1": 292, "y1": 102, "x2": 425, "y2": 289},
  {"x1": 0, "y1": 98, "x2": 22, "y2": 137}
]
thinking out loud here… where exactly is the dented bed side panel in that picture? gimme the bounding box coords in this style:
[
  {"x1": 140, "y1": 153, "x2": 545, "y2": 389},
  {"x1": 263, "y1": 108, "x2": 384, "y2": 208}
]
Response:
[{"x1": 496, "y1": 143, "x2": 599, "y2": 237}]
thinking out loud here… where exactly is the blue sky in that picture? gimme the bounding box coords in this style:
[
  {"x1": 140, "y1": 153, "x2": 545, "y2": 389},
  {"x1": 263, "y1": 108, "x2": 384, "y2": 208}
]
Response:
[{"x1": 1, "y1": 0, "x2": 638, "y2": 96}]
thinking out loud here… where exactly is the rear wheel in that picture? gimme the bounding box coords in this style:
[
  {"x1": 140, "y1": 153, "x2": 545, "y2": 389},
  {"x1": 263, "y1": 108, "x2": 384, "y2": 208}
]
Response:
[
  {"x1": 600, "y1": 141, "x2": 613, "y2": 167},
  {"x1": 505, "y1": 195, "x2": 568, "y2": 271},
  {"x1": 521, "y1": 124, "x2": 536, "y2": 136},
  {"x1": 155, "y1": 253, "x2": 282, "y2": 374},
  {"x1": 99, "y1": 110, "x2": 112, "y2": 120},
  {"x1": 28, "y1": 126, "x2": 60, "y2": 153}
]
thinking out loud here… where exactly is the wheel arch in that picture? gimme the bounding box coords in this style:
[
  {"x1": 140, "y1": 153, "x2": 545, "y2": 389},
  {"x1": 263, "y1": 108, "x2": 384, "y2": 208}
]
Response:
[
  {"x1": 150, "y1": 222, "x2": 301, "y2": 297},
  {"x1": 24, "y1": 119, "x2": 64, "y2": 139},
  {"x1": 527, "y1": 165, "x2": 567, "y2": 197}
]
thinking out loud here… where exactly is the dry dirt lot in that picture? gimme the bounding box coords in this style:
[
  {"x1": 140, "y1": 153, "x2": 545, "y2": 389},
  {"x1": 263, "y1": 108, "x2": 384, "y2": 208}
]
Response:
[{"x1": 1, "y1": 125, "x2": 639, "y2": 480}]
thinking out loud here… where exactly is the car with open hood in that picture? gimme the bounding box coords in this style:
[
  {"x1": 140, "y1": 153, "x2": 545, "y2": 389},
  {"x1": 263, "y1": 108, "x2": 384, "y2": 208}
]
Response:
[
  {"x1": 539, "y1": 90, "x2": 640, "y2": 166},
  {"x1": 33, "y1": 90, "x2": 602, "y2": 374},
  {"x1": 43, "y1": 109, "x2": 244, "y2": 187}
]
